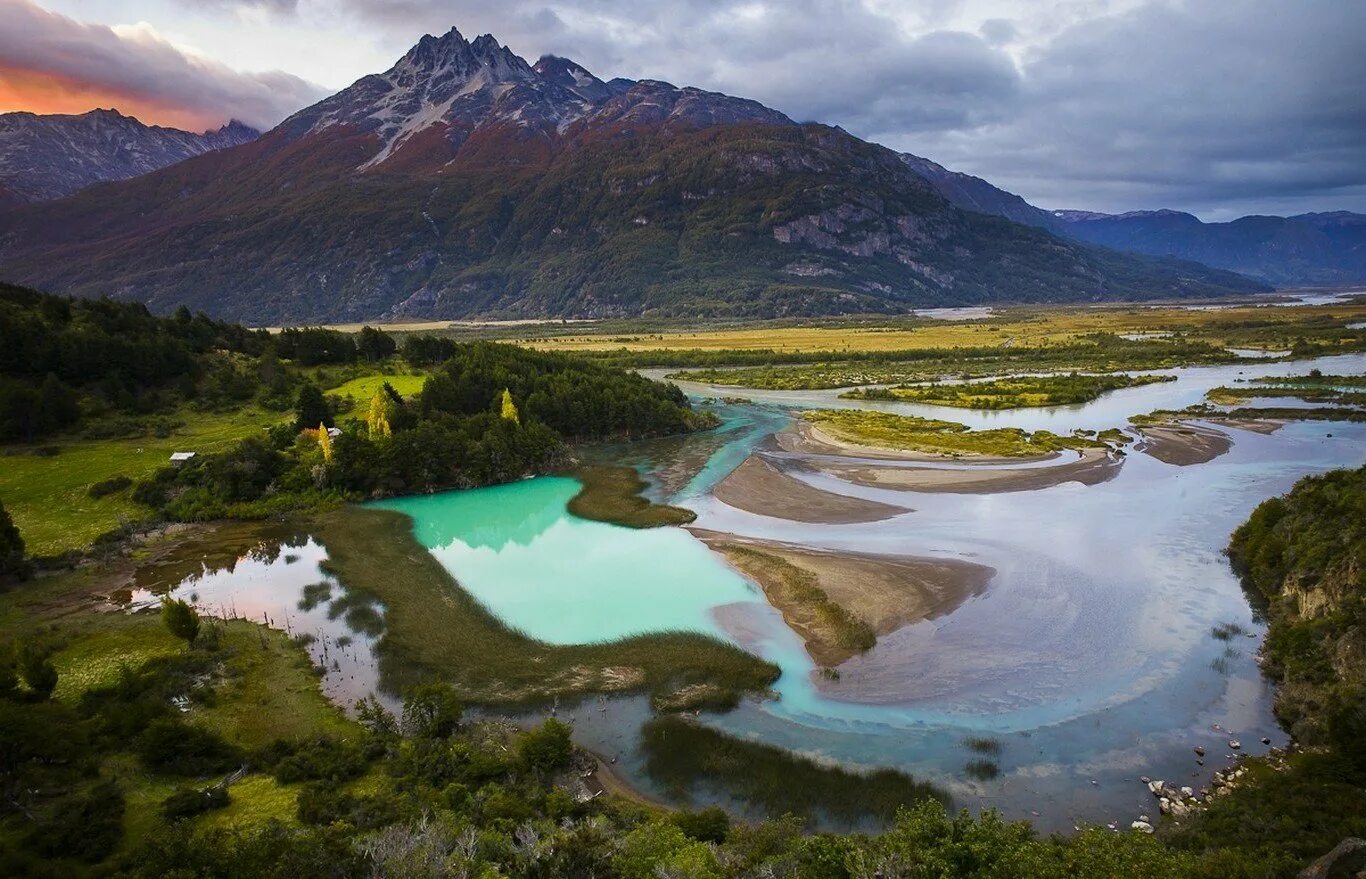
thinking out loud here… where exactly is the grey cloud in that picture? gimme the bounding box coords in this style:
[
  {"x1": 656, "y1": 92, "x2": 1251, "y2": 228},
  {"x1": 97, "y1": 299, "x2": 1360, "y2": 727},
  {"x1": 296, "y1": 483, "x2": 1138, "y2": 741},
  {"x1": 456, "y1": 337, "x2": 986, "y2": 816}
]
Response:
[{"x1": 182, "y1": 0, "x2": 1366, "y2": 215}]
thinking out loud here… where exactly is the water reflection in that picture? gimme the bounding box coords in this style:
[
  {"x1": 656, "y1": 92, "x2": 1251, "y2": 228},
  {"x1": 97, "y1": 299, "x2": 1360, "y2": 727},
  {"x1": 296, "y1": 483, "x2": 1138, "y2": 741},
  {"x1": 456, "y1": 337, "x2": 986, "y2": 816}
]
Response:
[{"x1": 124, "y1": 535, "x2": 385, "y2": 709}]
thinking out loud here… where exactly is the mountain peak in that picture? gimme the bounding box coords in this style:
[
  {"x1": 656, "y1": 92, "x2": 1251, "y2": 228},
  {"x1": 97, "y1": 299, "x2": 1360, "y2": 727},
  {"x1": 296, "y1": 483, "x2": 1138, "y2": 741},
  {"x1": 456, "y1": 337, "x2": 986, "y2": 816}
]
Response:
[{"x1": 533, "y1": 54, "x2": 614, "y2": 102}]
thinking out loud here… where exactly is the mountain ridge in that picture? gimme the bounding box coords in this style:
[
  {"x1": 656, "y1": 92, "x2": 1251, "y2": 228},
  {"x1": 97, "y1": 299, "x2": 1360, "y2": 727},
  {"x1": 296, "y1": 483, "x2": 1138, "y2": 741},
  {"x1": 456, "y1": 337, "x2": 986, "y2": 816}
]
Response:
[
  {"x1": 0, "y1": 109, "x2": 258, "y2": 207},
  {"x1": 0, "y1": 27, "x2": 1267, "y2": 321}
]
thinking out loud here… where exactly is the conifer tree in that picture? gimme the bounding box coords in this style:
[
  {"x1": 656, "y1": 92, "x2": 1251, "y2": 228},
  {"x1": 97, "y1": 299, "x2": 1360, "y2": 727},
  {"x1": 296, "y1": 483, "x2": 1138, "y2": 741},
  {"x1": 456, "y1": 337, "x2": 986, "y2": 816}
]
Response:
[
  {"x1": 318, "y1": 421, "x2": 334, "y2": 462},
  {"x1": 500, "y1": 388, "x2": 519, "y2": 425},
  {"x1": 367, "y1": 391, "x2": 393, "y2": 438}
]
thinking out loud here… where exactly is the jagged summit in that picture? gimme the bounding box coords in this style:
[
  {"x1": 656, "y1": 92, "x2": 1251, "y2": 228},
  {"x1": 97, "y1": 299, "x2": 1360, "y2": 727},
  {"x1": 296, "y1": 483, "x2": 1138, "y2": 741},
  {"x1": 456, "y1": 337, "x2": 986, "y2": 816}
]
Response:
[{"x1": 284, "y1": 26, "x2": 790, "y2": 170}]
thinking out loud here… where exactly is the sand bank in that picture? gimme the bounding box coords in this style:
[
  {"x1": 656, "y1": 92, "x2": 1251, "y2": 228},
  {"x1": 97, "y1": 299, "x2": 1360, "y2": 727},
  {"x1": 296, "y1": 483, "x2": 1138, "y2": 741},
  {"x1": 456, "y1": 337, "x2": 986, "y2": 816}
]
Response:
[
  {"x1": 712, "y1": 455, "x2": 906, "y2": 523},
  {"x1": 1135, "y1": 423, "x2": 1233, "y2": 466},
  {"x1": 805, "y1": 446, "x2": 1122, "y2": 494},
  {"x1": 694, "y1": 530, "x2": 993, "y2": 666}
]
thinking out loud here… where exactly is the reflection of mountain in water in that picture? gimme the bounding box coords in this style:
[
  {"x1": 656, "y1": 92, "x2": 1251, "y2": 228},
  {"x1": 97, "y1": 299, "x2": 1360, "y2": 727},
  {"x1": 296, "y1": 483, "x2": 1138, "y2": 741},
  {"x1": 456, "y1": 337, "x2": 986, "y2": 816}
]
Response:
[{"x1": 372, "y1": 477, "x2": 578, "y2": 551}]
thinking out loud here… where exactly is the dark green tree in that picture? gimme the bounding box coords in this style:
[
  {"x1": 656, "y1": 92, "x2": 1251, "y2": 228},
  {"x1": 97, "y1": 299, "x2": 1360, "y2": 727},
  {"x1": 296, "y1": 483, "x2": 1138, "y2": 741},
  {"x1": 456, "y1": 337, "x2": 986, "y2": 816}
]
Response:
[
  {"x1": 400, "y1": 682, "x2": 463, "y2": 739},
  {"x1": 18, "y1": 642, "x2": 57, "y2": 699},
  {"x1": 0, "y1": 499, "x2": 25, "y2": 579},
  {"x1": 161, "y1": 597, "x2": 201, "y2": 647},
  {"x1": 356, "y1": 326, "x2": 397, "y2": 362},
  {"x1": 517, "y1": 718, "x2": 573, "y2": 773},
  {"x1": 294, "y1": 383, "x2": 331, "y2": 430}
]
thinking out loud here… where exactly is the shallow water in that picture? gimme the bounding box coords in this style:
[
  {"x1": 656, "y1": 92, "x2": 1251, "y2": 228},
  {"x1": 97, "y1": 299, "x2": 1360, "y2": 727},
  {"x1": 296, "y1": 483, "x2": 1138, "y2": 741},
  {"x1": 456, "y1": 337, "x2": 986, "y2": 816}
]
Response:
[{"x1": 648, "y1": 351, "x2": 1366, "y2": 434}]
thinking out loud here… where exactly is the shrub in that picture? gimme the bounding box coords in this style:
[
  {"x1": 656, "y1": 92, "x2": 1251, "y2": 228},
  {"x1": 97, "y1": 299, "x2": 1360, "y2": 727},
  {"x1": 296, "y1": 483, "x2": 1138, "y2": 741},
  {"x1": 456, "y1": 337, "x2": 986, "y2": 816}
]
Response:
[
  {"x1": 136, "y1": 718, "x2": 240, "y2": 775},
  {"x1": 27, "y1": 780, "x2": 125, "y2": 863},
  {"x1": 161, "y1": 597, "x2": 201, "y2": 647},
  {"x1": 87, "y1": 475, "x2": 133, "y2": 498},
  {"x1": 161, "y1": 785, "x2": 230, "y2": 821}
]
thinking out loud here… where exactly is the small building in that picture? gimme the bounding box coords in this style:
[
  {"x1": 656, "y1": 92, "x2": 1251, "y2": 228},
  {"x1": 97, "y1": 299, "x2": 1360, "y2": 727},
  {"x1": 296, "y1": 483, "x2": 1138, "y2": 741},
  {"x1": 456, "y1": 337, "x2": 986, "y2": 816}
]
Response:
[
  {"x1": 326, "y1": 427, "x2": 343, "y2": 439},
  {"x1": 169, "y1": 451, "x2": 197, "y2": 465}
]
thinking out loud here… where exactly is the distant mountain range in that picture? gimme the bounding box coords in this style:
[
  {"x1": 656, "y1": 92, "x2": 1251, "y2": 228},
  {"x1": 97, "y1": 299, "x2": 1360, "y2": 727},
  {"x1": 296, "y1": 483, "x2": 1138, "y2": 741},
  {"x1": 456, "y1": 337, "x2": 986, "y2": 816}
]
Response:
[
  {"x1": 895, "y1": 162, "x2": 1366, "y2": 287},
  {"x1": 0, "y1": 28, "x2": 1267, "y2": 322},
  {"x1": 0, "y1": 109, "x2": 258, "y2": 207}
]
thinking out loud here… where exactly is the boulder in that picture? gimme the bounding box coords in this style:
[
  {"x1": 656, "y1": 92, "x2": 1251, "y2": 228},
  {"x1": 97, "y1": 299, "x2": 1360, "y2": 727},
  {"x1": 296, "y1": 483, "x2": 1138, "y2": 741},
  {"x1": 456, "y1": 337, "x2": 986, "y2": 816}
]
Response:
[
  {"x1": 1297, "y1": 838, "x2": 1366, "y2": 879},
  {"x1": 1131, "y1": 820, "x2": 1154, "y2": 834}
]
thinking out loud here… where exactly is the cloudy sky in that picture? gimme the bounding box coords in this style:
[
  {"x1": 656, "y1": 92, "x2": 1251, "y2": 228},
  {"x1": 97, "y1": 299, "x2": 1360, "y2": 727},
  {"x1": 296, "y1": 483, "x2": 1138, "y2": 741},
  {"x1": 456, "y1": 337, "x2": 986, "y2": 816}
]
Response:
[{"x1": 5, "y1": 0, "x2": 1364, "y2": 219}]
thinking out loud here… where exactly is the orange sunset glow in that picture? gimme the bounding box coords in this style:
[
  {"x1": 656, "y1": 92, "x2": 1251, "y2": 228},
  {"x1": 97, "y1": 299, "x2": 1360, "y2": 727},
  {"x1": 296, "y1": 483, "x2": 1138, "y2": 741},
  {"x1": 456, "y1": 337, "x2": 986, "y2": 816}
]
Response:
[{"x1": 0, "y1": 67, "x2": 225, "y2": 131}]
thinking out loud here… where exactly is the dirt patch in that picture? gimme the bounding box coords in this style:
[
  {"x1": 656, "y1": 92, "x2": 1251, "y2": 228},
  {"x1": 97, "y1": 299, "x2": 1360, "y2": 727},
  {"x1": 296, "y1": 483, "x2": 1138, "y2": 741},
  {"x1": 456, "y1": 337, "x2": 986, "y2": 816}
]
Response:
[
  {"x1": 712, "y1": 455, "x2": 906, "y2": 524},
  {"x1": 694, "y1": 530, "x2": 994, "y2": 666},
  {"x1": 1218, "y1": 418, "x2": 1285, "y2": 435},
  {"x1": 1135, "y1": 423, "x2": 1233, "y2": 466},
  {"x1": 809, "y1": 447, "x2": 1123, "y2": 494}
]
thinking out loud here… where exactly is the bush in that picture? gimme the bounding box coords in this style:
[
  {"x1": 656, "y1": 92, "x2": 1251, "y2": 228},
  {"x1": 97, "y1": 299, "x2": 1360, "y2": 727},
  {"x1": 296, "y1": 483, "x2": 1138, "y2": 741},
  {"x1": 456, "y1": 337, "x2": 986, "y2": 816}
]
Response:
[
  {"x1": 87, "y1": 475, "x2": 133, "y2": 498},
  {"x1": 259, "y1": 737, "x2": 370, "y2": 784},
  {"x1": 161, "y1": 597, "x2": 200, "y2": 646},
  {"x1": 27, "y1": 780, "x2": 125, "y2": 863},
  {"x1": 516, "y1": 718, "x2": 573, "y2": 774},
  {"x1": 136, "y1": 718, "x2": 240, "y2": 775},
  {"x1": 17, "y1": 642, "x2": 57, "y2": 698},
  {"x1": 161, "y1": 785, "x2": 230, "y2": 821}
]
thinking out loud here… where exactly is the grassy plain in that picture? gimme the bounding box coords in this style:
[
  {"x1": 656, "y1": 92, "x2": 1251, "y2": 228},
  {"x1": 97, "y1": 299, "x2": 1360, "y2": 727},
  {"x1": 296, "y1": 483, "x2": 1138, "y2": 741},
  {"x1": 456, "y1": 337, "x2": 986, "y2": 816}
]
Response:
[
  {"x1": 1, "y1": 565, "x2": 364, "y2": 854},
  {"x1": 802, "y1": 410, "x2": 1106, "y2": 458},
  {"x1": 310, "y1": 505, "x2": 779, "y2": 709},
  {"x1": 843, "y1": 373, "x2": 1176, "y2": 409},
  {"x1": 324, "y1": 372, "x2": 428, "y2": 401},
  {"x1": 0, "y1": 407, "x2": 287, "y2": 556},
  {"x1": 521, "y1": 303, "x2": 1366, "y2": 356}
]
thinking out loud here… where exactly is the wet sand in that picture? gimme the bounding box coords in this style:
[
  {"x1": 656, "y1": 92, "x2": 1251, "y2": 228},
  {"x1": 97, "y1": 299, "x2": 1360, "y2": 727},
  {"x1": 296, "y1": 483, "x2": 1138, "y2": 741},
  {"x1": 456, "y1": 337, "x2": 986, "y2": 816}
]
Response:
[
  {"x1": 712, "y1": 455, "x2": 907, "y2": 523},
  {"x1": 806, "y1": 447, "x2": 1123, "y2": 494},
  {"x1": 1135, "y1": 423, "x2": 1233, "y2": 466},
  {"x1": 695, "y1": 530, "x2": 994, "y2": 666}
]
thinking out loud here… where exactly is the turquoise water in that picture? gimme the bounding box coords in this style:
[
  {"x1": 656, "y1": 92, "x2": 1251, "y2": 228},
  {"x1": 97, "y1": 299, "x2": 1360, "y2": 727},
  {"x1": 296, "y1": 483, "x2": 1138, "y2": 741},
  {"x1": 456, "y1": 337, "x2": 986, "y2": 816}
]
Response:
[{"x1": 370, "y1": 478, "x2": 762, "y2": 645}]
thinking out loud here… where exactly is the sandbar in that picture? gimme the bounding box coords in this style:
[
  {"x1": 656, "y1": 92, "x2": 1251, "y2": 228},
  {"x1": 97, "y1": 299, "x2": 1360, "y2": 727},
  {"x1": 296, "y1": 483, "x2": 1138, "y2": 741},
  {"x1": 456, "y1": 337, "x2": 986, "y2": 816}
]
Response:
[
  {"x1": 694, "y1": 530, "x2": 994, "y2": 666},
  {"x1": 712, "y1": 455, "x2": 906, "y2": 523}
]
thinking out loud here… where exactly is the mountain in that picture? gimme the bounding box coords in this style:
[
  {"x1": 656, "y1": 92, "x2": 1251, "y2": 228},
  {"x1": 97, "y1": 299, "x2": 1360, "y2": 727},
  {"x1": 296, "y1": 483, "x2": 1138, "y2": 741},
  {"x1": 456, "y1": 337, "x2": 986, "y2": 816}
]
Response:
[
  {"x1": 0, "y1": 27, "x2": 1265, "y2": 322},
  {"x1": 894, "y1": 159, "x2": 1366, "y2": 287},
  {"x1": 0, "y1": 109, "x2": 259, "y2": 207},
  {"x1": 1051, "y1": 209, "x2": 1366, "y2": 286},
  {"x1": 897, "y1": 154, "x2": 1065, "y2": 234}
]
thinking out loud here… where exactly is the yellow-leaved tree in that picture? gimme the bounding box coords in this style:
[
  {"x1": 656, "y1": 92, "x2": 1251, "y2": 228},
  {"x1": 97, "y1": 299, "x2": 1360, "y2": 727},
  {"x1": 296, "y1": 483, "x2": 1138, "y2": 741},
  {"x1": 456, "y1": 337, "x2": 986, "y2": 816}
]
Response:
[
  {"x1": 317, "y1": 421, "x2": 333, "y2": 463},
  {"x1": 500, "y1": 388, "x2": 519, "y2": 425},
  {"x1": 366, "y1": 391, "x2": 392, "y2": 438}
]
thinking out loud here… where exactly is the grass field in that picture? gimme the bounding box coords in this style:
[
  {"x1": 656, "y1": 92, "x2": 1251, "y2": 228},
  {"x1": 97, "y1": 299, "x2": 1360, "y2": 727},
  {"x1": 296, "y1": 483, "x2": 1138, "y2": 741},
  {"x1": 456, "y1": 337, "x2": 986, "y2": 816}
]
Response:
[
  {"x1": 310, "y1": 505, "x2": 779, "y2": 709},
  {"x1": 521, "y1": 303, "x2": 1366, "y2": 356},
  {"x1": 325, "y1": 372, "x2": 428, "y2": 401},
  {"x1": 0, "y1": 407, "x2": 288, "y2": 556},
  {"x1": 842, "y1": 373, "x2": 1176, "y2": 409},
  {"x1": 803, "y1": 409, "x2": 1105, "y2": 458},
  {"x1": 4, "y1": 564, "x2": 366, "y2": 854}
]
